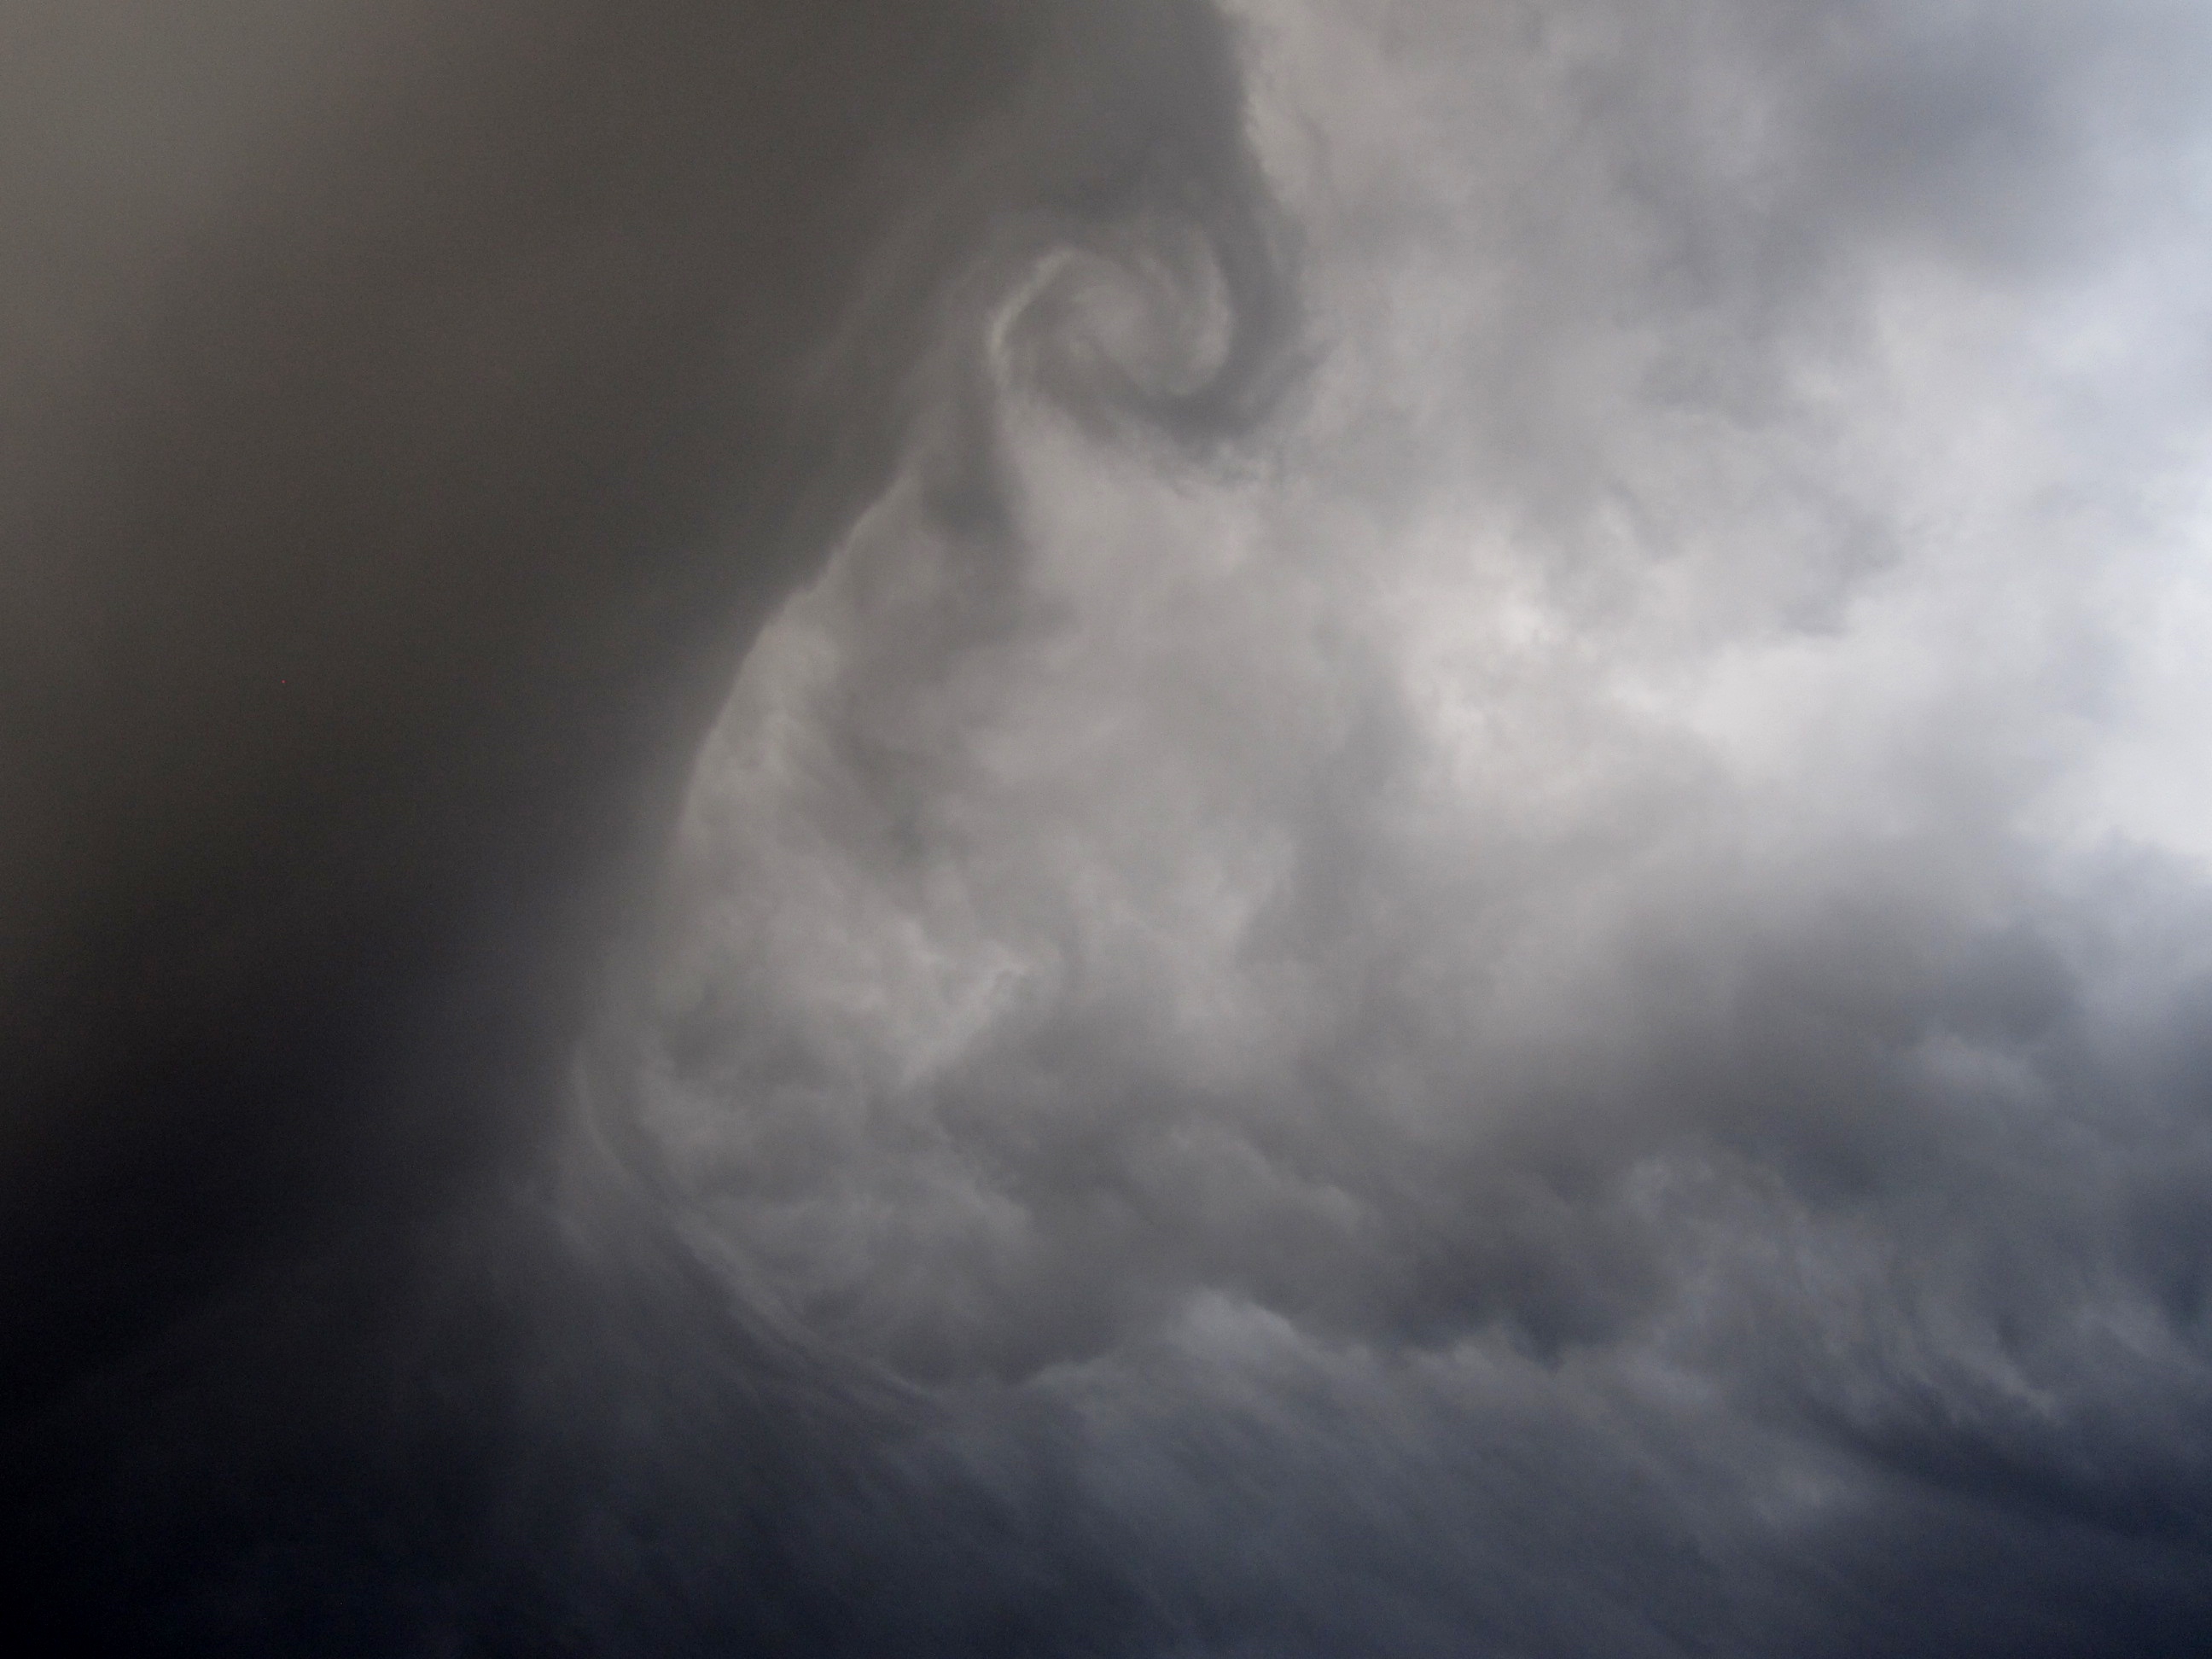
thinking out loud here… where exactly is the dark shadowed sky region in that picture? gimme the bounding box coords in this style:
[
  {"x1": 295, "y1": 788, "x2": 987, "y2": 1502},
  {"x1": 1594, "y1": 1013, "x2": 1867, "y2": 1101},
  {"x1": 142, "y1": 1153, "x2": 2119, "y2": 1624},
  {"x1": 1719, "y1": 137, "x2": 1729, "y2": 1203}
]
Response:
[{"x1": 8, "y1": 2, "x2": 2212, "y2": 1654}]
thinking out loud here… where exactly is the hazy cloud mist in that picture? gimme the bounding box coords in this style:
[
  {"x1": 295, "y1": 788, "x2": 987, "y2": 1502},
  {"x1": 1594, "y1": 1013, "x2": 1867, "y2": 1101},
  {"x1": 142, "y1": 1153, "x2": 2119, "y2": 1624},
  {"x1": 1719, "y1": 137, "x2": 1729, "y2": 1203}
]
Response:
[
  {"x1": 643, "y1": 0, "x2": 2212, "y2": 1650},
  {"x1": 11, "y1": 1, "x2": 2212, "y2": 1652}
]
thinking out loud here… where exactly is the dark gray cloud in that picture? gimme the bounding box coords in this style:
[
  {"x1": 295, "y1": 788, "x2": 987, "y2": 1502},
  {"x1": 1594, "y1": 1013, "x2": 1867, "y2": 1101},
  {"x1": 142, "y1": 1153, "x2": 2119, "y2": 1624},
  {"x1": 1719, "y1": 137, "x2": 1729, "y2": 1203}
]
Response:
[
  {"x1": 3, "y1": 0, "x2": 1288, "y2": 1647},
  {"x1": 638, "y1": 0, "x2": 2212, "y2": 1650},
  {"x1": 13, "y1": 0, "x2": 2212, "y2": 1652}
]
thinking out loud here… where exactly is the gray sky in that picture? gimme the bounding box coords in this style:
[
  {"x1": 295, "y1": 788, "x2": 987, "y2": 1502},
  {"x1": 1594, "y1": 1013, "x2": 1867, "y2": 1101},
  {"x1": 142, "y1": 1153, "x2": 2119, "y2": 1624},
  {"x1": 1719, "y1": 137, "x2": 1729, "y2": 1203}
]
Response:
[
  {"x1": 643, "y1": 1, "x2": 2212, "y2": 1650},
  {"x1": 12, "y1": 2, "x2": 2212, "y2": 1652}
]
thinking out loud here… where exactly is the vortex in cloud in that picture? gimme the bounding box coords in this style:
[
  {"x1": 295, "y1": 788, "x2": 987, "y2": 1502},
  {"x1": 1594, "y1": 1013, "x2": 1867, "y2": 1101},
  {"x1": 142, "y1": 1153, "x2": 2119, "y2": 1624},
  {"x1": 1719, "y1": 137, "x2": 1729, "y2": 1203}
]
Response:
[{"x1": 643, "y1": 2, "x2": 2212, "y2": 1651}]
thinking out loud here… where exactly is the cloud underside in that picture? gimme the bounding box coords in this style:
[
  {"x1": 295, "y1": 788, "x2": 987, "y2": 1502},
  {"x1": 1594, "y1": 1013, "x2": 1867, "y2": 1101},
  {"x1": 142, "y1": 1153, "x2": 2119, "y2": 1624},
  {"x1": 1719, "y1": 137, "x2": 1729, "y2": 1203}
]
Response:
[{"x1": 641, "y1": 1, "x2": 2212, "y2": 1650}]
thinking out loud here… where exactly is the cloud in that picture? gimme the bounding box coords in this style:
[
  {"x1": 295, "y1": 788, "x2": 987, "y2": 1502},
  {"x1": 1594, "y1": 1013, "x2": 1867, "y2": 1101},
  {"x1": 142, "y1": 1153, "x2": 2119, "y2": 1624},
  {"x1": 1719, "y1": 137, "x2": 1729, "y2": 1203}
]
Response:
[
  {"x1": 636, "y1": 0, "x2": 2212, "y2": 1649},
  {"x1": 4, "y1": 0, "x2": 1295, "y2": 1646},
  {"x1": 15, "y1": 1, "x2": 2212, "y2": 1650}
]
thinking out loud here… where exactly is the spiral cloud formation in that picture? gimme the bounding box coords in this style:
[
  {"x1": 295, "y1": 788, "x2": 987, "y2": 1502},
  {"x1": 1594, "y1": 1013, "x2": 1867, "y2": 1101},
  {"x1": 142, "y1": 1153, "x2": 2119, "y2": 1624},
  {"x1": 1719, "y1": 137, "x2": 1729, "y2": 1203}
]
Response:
[
  {"x1": 651, "y1": 2, "x2": 2212, "y2": 1652},
  {"x1": 9, "y1": 2, "x2": 2212, "y2": 1654}
]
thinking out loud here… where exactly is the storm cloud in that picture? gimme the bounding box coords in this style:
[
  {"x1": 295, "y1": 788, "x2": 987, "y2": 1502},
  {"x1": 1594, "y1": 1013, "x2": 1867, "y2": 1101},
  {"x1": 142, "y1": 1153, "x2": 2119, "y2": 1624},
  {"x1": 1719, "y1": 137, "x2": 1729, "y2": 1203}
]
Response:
[
  {"x1": 9, "y1": 0, "x2": 2212, "y2": 1653},
  {"x1": 647, "y1": 0, "x2": 2212, "y2": 1651}
]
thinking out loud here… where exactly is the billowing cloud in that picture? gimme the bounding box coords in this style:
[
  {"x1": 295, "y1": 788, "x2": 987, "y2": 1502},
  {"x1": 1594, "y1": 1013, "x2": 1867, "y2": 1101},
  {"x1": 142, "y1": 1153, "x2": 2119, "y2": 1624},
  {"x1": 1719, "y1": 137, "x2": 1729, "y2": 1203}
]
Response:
[
  {"x1": 637, "y1": 0, "x2": 2212, "y2": 1650},
  {"x1": 14, "y1": 1, "x2": 2212, "y2": 1652}
]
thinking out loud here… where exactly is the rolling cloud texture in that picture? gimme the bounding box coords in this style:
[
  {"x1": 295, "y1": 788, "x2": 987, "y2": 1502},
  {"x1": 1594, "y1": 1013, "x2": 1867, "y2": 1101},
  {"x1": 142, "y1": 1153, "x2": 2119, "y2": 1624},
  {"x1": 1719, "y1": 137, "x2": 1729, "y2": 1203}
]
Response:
[{"x1": 9, "y1": 1, "x2": 2212, "y2": 1653}]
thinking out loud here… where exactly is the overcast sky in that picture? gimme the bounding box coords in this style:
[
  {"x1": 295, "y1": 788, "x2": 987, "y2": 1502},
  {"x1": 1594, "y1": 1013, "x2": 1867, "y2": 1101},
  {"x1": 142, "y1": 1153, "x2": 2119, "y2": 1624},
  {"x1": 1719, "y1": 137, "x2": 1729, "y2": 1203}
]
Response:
[
  {"x1": 14, "y1": 2, "x2": 2212, "y2": 1652},
  {"x1": 637, "y1": 1, "x2": 2212, "y2": 1650}
]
